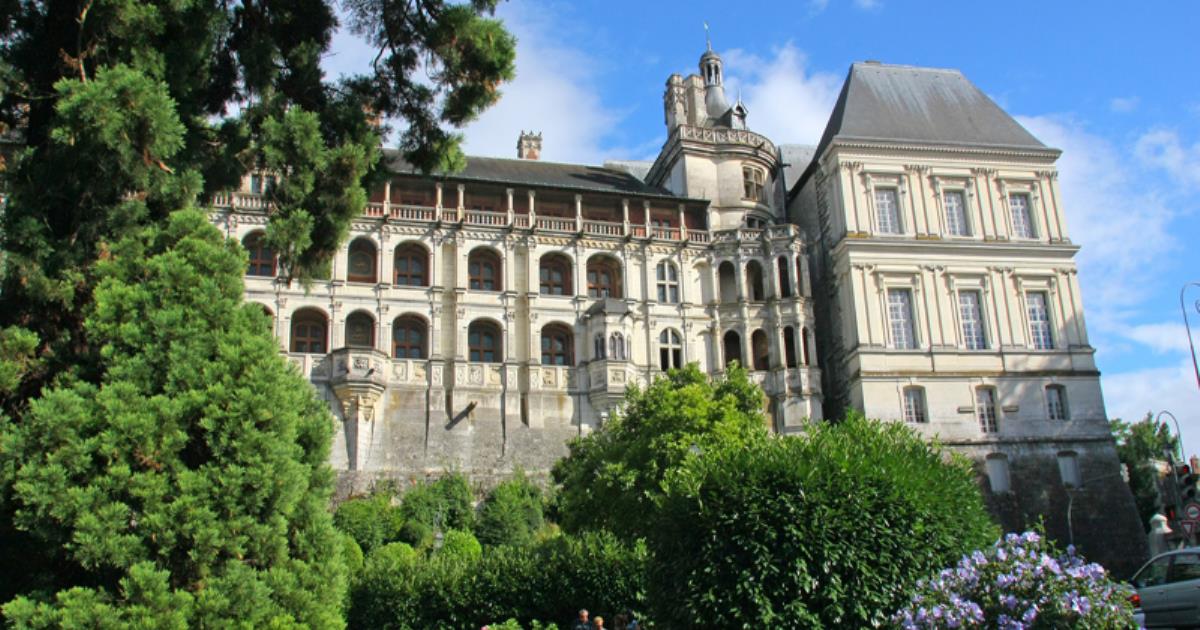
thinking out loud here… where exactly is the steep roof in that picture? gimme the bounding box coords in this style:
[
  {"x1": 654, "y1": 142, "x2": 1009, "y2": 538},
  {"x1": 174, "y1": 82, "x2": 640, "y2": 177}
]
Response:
[
  {"x1": 793, "y1": 62, "x2": 1054, "y2": 196},
  {"x1": 384, "y1": 150, "x2": 681, "y2": 199}
]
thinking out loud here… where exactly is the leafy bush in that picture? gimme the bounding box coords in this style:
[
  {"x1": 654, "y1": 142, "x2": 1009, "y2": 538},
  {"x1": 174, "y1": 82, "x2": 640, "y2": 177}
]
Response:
[
  {"x1": 647, "y1": 414, "x2": 998, "y2": 628},
  {"x1": 438, "y1": 529, "x2": 483, "y2": 563},
  {"x1": 334, "y1": 494, "x2": 404, "y2": 553},
  {"x1": 341, "y1": 532, "x2": 366, "y2": 575},
  {"x1": 476, "y1": 472, "x2": 544, "y2": 547},
  {"x1": 485, "y1": 620, "x2": 559, "y2": 630},
  {"x1": 400, "y1": 473, "x2": 476, "y2": 531},
  {"x1": 892, "y1": 531, "x2": 1137, "y2": 629},
  {"x1": 398, "y1": 520, "x2": 434, "y2": 549},
  {"x1": 552, "y1": 364, "x2": 767, "y2": 538},
  {"x1": 348, "y1": 530, "x2": 646, "y2": 630}
]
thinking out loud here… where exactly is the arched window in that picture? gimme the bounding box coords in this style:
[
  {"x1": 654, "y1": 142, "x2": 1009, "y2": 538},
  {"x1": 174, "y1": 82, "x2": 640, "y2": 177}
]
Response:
[
  {"x1": 656, "y1": 261, "x2": 680, "y2": 303},
  {"x1": 345, "y1": 311, "x2": 375, "y2": 348},
  {"x1": 347, "y1": 238, "x2": 378, "y2": 283},
  {"x1": 608, "y1": 332, "x2": 626, "y2": 361},
  {"x1": 392, "y1": 315, "x2": 427, "y2": 359},
  {"x1": 539, "y1": 254, "x2": 572, "y2": 295},
  {"x1": 244, "y1": 232, "x2": 276, "y2": 277},
  {"x1": 718, "y1": 261, "x2": 737, "y2": 303},
  {"x1": 393, "y1": 242, "x2": 429, "y2": 286},
  {"x1": 593, "y1": 334, "x2": 605, "y2": 360},
  {"x1": 587, "y1": 256, "x2": 622, "y2": 299},
  {"x1": 783, "y1": 326, "x2": 798, "y2": 368},
  {"x1": 751, "y1": 329, "x2": 769, "y2": 371},
  {"x1": 290, "y1": 309, "x2": 328, "y2": 354},
  {"x1": 468, "y1": 320, "x2": 501, "y2": 363},
  {"x1": 540, "y1": 324, "x2": 573, "y2": 366},
  {"x1": 468, "y1": 248, "x2": 502, "y2": 291},
  {"x1": 659, "y1": 329, "x2": 682, "y2": 371},
  {"x1": 801, "y1": 326, "x2": 811, "y2": 366},
  {"x1": 722, "y1": 330, "x2": 742, "y2": 369},
  {"x1": 745, "y1": 261, "x2": 765, "y2": 302},
  {"x1": 777, "y1": 256, "x2": 791, "y2": 298}
]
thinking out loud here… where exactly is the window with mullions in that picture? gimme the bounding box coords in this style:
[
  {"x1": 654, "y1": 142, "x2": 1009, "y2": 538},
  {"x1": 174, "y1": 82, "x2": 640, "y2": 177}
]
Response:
[
  {"x1": 1010, "y1": 193, "x2": 1035, "y2": 238},
  {"x1": 392, "y1": 316, "x2": 427, "y2": 359},
  {"x1": 539, "y1": 254, "x2": 572, "y2": 296},
  {"x1": 468, "y1": 321, "x2": 501, "y2": 363},
  {"x1": 659, "y1": 329, "x2": 682, "y2": 370},
  {"x1": 903, "y1": 387, "x2": 927, "y2": 424},
  {"x1": 1046, "y1": 385, "x2": 1069, "y2": 421},
  {"x1": 875, "y1": 188, "x2": 902, "y2": 234},
  {"x1": 587, "y1": 257, "x2": 622, "y2": 299},
  {"x1": 468, "y1": 249, "x2": 502, "y2": 291},
  {"x1": 540, "y1": 325, "x2": 573, "y2": 366},
  {"x1": 742, "y1": 166, "x2": 765, "y2": 202},
  {"x1": 1027, "y1": 291, "x2": 1055, "y2": 350},
  {"x1": 347, "y1": 239, "x2": 377, "y2": 283},
  {"x1": 656, "y1": 261, "x2": 680, "y2": 303},
  {"x1": 243, "y1": 232, "x2": 276, "y2": 277},
  {"x1": 959, "y1": 290, "x2": 987, "y2": 350},
  {"x1": 345, "y1": 312, "x2": 375, "y2": 348},
  {"x1": 977, "y1": 387, "x2": 998, "y2": 434},
  {"x1": 393, "y1": 243, "x2": 428, "y2": 286},
  {"x1": 887, "y1": 288, "x2": 916, "y2": 349},
  {"x1": 290, "y1": 309, "x2": 328, "y2": 354},
  {"x1": 943, "y1": 190, "x2": 970, "y2": 236}
]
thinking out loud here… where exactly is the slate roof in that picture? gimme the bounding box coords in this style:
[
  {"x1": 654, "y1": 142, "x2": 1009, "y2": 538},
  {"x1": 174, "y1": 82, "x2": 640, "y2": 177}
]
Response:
[{"x1": 383, "y1": 150, "x2": 683, "y2": 199}]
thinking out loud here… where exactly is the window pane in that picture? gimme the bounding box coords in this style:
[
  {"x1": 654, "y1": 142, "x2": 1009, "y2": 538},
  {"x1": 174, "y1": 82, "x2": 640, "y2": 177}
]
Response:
[
  {"x1": 944, "y1": 191, "x2": 969, "y2": 236},
  {"x1": 1027, "y1": 292, "x2": 1054, "y2": 350},
  {"x1": 1169, "y1": 554, "x2": 1200, "y2": 583},
  {"x1": 977, "y1": 388, "x2": 998, "y2": 433},
  {"x1": 888, "y1": 289, "x2": 915, "y2": 349},
  {"x1": 875, "y1": 189, "x2": 901, "y2": 234},
  {"x1": 1047, "y1": 386, "x2": 1067, "y2": 421},
  {"x1": 1010, "y1": 193, "x2": 1034, "y2": 238},
  {"x1": 959, "y1": 291, "x2": 986, "y2": 350},
  {"x1": 903, "y1": 388, "x2": 926, "y2": 423}
]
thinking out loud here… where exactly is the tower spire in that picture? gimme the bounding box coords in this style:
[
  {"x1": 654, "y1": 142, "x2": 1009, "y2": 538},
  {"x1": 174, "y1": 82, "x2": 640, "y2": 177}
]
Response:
[{"x1": 704, "y1": 21, "x2": 711, "y2": 51}]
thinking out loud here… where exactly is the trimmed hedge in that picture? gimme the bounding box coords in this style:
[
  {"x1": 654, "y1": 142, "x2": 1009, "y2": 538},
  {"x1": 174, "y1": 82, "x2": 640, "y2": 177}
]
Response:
[
  {"x1": 348, "y1": 531, "x2": 645, "y2": 630},
  {"x1": 647, "y1": 414, "x2": 998, "y2": 628}
]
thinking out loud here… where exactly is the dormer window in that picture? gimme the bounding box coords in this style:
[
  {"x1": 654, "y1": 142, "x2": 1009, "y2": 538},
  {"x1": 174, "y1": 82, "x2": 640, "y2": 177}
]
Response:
[{"x1": 742, "y1": 166, "x2": 765, "y2": 202}]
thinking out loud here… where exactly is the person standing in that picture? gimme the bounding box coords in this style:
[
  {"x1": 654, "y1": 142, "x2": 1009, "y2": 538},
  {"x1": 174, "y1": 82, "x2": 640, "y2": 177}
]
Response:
[
  {"x1": 593, "y1": 616, "x2": 606, "y2": 629},
  {"x1": 571, "y1": 609, "x2": 590, "y2": 630}
]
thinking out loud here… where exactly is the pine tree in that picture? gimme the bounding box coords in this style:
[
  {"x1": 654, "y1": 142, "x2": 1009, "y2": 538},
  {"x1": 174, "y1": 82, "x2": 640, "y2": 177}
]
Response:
[{"x1": 0, "y1": 0, "x2": 515, "y2": 621}]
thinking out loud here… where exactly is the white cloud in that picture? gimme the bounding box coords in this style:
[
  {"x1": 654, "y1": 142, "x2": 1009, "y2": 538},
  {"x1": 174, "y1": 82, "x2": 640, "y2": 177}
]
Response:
[
  {"x1": 722, "y1": 43, "x2": 843, "y2": 147},
  {"x1": 1135, "y1": 129, "x2": 1200, "y2": 189},
  {"x1": 1016, "y1": 116, "x2": 1176, "y2": 323},
  {"x1": 1109, "y1": 96, "x2": 1140, "y2": 113},
  {"x1": 1124, "y1": 322, "x2": 1193, "y2": 354},
  {"x1": 1104, "y1": 361, "x2": 1200, "y2": 452},
  {"x1": 854, "y1": 0, "x2": 883, "y2": 9}
]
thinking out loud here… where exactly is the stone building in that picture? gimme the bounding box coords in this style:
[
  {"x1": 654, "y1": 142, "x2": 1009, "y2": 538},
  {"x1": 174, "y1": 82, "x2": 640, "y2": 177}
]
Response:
[{"x1": 211, "y1": 46, "x2": 1145, "y2": 572}]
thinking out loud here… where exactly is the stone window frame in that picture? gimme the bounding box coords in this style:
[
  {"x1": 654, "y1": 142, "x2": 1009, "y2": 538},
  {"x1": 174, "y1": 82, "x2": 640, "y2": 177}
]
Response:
[
  {"x1": 468, "y1": 247, "x2": 503, "y2": 292},
  {"x1": 347, "y1": 237, "x2": 379, "y2": 284},
  {"x1": 393, "y1": 241, "x2": 430, "y2": 287},
  {"x1": 467, "y1": 319, "x2": 502, "y2": 363},
  {"x1": 243, "y1": 231, "x2": 277, "y2": 277},
  {"x1": 946, "y1": 273, "x2": 994, "y2": 352},
  {"x1": 290, "y1": 308, "x2": 329, "y2": 354},
  {"x1": 976, "y1": 386, "x2": 999, "y2": 434},
  {"x1": 876, "y1": 271, "x2": 923, "y2": 351},
  {"x1": 344, "y1": 310, "x2": 377, "y2": 349},
  {"x1": 996, "y1": 177, "x2": 1045, "y2": 241},
  {"x1": 539, "y1": 252, "x2": 573, "y2": 296},
  {"x1": 862, "y1": 171, "x2": 907, "y2": 236},
  {"x1": 1046, "y1": 383, "x2": 1069, "y2": 421},
  {"x1": 929, "y1": 175, "x2": 977, "y2": 239},
  {"x1": 902, "y1": 385, "x2": 928, "y2": 424},
  {"x1": 392, "y1": 314, "x2": 428, "y2": 359},
  {"x1": 1014, "y1": 273, "x2": 1063, "y2": 351},
  {"x1": 656, "y1": 260, "x2": 680, "y2": 304},
  {"x1": 742, "y1": 164, "x2": 766, "y2": 202},
  {"x1": 658, "y1": 328, "x2": 683, "y2": 371},
  {"x1": 540, "y1": 323, "x2": 574, "y2": 366}
]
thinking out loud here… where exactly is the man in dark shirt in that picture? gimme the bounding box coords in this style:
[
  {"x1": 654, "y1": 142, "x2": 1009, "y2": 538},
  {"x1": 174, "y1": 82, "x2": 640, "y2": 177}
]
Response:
[{"x1": 571, "y1": 609, "x2": 590, "y2": 630}]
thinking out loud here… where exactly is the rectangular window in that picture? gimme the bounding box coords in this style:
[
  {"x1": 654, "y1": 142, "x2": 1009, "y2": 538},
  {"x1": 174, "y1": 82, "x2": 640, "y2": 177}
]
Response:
[
  {"x1": 903, "y1": 387, "x2": 927, "y2": 424},
  {"x1": 875, "y1": 188, "x2": 901, "y2": 234},
  {"x1": 742, "y1": 166, "x2": 765, "y2": 202},
  {"x1": 958, "y1": 290, "x2": 987, "y2": 350},
  {"x1": 1009, "y1": 193, "x2": 1035, "y2": 238},
  {"x1": 1046, "y1": 385, "x2": 1068, "y2": 421},
  {"x1": 943, "y1": 190, "x2": 969, "y2": 236},
  {"x1": 986, "y1": 456, "x2": 1011, "y2": 493},
  {"x1": 887, "y1": 288, "x2": 916, "y2": 349},
  {"x1": 977, "y1": 387, "x2": 998, "y2": 433},
  {"x1": 1057, "y1": 452, "x2": 1081, "y2": 487},
  {"x1": 1027, "y1": 291, "x2": 1054, "y2": 350},
  {"x1": 250, "y1": 174, "x2": 263, "y2": 194}
]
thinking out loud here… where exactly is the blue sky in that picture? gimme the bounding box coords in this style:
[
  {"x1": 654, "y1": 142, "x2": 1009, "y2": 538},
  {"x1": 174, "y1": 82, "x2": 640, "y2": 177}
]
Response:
[{"x1": 326, "y1": 0, "x2": 1200, "y2": 447}]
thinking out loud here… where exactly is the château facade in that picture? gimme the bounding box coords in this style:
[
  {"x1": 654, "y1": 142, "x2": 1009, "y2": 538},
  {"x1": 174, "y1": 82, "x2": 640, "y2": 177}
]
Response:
[{"x1": 211, "y1": 45, "x2": 1146, "y2": 572}]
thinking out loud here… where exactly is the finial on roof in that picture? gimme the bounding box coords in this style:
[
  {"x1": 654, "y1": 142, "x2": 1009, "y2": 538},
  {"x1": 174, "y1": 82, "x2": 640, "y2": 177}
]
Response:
[{"x1": 704, "y1": 21, "x2": 711, "y2": 51}]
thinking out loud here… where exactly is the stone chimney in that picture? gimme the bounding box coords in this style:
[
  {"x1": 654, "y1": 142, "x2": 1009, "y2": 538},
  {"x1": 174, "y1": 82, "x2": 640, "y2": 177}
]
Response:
[{"x1": 517, "y1": 131, "x2": 542, "y2": 160}]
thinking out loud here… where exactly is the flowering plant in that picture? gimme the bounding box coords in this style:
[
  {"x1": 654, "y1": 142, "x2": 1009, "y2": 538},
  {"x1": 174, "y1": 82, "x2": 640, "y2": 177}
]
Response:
[{"x1": 892, "y1": 531, "x2": 1137, "y2": 629}]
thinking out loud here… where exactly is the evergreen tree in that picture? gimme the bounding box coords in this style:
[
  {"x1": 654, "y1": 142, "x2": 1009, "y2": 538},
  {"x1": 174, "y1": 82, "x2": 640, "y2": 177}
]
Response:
[
  {"x1": 0, "y1": 0, "x2": 515, "y2": 621},
  {"x1": 4, "y1": 209, "x2": 347, "y2": 626}
]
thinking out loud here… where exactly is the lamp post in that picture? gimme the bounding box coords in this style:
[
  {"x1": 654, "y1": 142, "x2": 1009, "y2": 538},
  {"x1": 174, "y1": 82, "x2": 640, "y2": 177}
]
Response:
[
  {"x1": 1158, "y1": 410, "x2": 1186, "y2": 462},
  {"x1": 1181, "y1": 281, "x2": 1200, "y2": 393}
]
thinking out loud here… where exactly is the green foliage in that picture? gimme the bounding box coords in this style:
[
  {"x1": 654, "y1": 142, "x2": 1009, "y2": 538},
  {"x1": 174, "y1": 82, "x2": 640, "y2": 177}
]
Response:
[
  {"x1": 1111, "y1": 413, "x2": 1177, "y2": 531},
  {"x1": 647, "y1": 413, "x2": 999, "y2": 629},
  {"x1": 398, "y1": 520, "x2": 434, "y2": 550},
  {"x1": 476, "y1": 472, "x2": 545, "y2": 547},
  {"x1": 399, "y1": 473, "x2": 476, "y2": 531},
  {"x1": 552, "y1": 363, "x2": 768, "y2": 539},
  {"x1": 485, "y1": 620, "x2": 559, "y2": 630},
  {"x1": 1, "y1": 210, "x2": 347, "y2": 626},
  {"x1": 341, "y1": 534, "x2": 366, "y2": 577},
  {"x1": 437, "y1": 530, "x2": 483, "y2": 564},
  {"x1": 334, "y1": 494, "x2": 404, "y2": 554},
  {"x1": 348, "y1": 531, "x2": 646, "y2": 630}
]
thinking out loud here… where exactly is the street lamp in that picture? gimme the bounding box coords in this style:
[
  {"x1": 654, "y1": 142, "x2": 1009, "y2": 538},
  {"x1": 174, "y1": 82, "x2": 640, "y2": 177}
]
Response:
[
  {"x1": 1181, "y1": 281, "x2": 1200, "y2": 393},
  {"x1": 1157, "y1": 410, "x2": 1186, "y2": 462}
]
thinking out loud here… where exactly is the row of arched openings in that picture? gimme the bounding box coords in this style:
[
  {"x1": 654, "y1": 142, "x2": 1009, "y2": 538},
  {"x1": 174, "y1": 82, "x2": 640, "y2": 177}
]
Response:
[
  {"x1": 717, "y1": 256, "x2": 803, "y2": 302},
  {"x1": 721, "y1": 326, "x2": 811, "y2": 371}
]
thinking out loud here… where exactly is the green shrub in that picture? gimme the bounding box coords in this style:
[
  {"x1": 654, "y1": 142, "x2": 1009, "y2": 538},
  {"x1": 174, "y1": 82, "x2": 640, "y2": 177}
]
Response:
[
  {"x1": 400, "y1": 473, "x2": 476, "y2": 531},
  {"x1": 552, "y1": 364, "x2": 767, "y2": 539},
  {"x1": 647, "y1": 414, "x2": 998, "y2": 629},
  {"x1": 334, "y1": 494, "x2": 403, "y2": 553},
  {"x1": 485, "y1": 620, "x2": 559, "y2": 630},
  {"x1": 398, "y1": 520, "x2": 434, "y2": 549},
  {"x1": 476, "y1": 472, "x2": 544, "y2": 547},
  {"x1": 341, "y1": 532, "x2": 365, "y2": 575},
  {"x1": 348, "y1": 530, "x2": 646, "y2": 630},
  {"x1": 438, "y1": 529, "x2": 483, "y2": 563}
]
